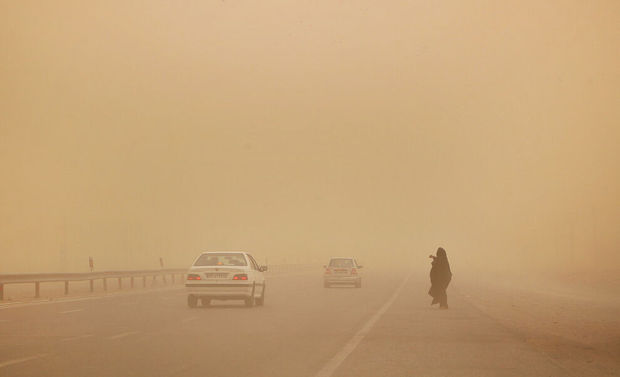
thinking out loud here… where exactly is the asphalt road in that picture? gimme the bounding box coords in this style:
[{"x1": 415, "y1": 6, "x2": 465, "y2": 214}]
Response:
[{"x1": 1, "y1": 268, "x2": 618, "y2": 377}]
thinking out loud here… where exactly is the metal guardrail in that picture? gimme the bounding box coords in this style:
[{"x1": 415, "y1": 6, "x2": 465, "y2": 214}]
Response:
[
  {"x1": 0, "y1": 264, "x2": 321, "y2": 301},
  {"x1": 0, "y1": 269, "x2": 187, "y2": 300}
]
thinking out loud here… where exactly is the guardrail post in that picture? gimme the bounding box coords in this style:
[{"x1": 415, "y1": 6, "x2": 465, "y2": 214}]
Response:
[
  {"x1": 118, "y1": 277, "x2": 122, "y2": 290},
  {"x1": 64, "y1": 281, "x2": 69, "y2": 295},
  {"x1": 35, "y1": 282, "x2": 40, "y2": 298},
  {"x1": 142, "y1": 276, "x2": 146, "y2": 288},
  {"x1": 171, "y1": 274, "x2": 175, "y2": 284},
  {"x1": 90, "y1": 279, "x2": 94, "y2": 292},
  {"x1": 162, "y1": 273, "x2": 167, "y2": 285},
  {"x1": 103, "y1": 278, "x2": 107, "y2": 291},
  {"x1": 130, "y1": 277, "x2": 134, "y2": 289},
  {"x1": 152, "y1": 275, "x2": 156, "y2": 286},
  {"x1": 0, "y1": 283, "x2": 4, "y2": 300}
]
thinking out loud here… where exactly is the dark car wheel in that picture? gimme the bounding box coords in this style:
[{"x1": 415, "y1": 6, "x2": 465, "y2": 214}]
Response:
[
  {"x1": 245, "y1": 285, "x2": 256, "y2": 307},
  {"x1": 256, "y1": 286, "x2": 265, "y2": 306}
]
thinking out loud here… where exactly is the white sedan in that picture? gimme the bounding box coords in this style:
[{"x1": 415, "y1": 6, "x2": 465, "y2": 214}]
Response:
[{"x1": 186, "y1": 251, "x2": 267, "y2": 308}]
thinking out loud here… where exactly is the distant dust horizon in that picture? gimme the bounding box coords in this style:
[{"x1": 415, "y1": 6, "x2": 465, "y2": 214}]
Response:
[{"x1": 1, "y1": 1, "x2": 618, "y2": 278}]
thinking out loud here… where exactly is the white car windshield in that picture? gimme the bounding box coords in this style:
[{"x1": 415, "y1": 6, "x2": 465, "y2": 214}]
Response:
[{"x1": 194, "y1": 253, "x2": 248, "y2": 267}]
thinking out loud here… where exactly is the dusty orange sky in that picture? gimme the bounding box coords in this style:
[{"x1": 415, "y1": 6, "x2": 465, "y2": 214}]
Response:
[{"x1": 1, "y1": 1, "x2": 618, "y2": 273}]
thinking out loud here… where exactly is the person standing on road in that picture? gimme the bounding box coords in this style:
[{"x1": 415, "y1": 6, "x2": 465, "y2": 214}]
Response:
[{"x1": 428, "y1": 247, "x2": 452, "y2": 309}]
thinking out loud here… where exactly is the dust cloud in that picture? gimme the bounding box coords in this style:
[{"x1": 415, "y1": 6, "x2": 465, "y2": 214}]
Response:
[{"x1": 1, "y1": 0, "x2": 618, "y2": 280}]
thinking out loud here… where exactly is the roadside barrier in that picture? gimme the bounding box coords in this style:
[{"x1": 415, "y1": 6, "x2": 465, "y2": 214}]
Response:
[
  {"x1": 0, "y1": 269, "x2": 186, "y2": 300},
  {"x1": 0, "y1": 264, "x2": 320, "y2": 300}
]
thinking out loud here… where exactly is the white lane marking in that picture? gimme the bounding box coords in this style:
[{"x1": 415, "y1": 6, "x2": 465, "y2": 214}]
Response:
[
  {"x1": 0, "y1": 354, "x2": 47, "y2": 369},
  {"x1": 313, "y1": 273, "x2": 411, "y2": 377},
  {"x1": 106, "y1": 331, "x2": 139, "y2": 340},
  {"x1": 59, "y1": 309, "x2": 84, "y2": 314},
  {"x1": 181, "y1": 317, "x2": 199, "y2": 323},
  {"x1": 0, "y1": 319, "x2": 9, "y2": 322},
  {"x1": 60, "y1": 334, "x2": 94, "y2": 342}
]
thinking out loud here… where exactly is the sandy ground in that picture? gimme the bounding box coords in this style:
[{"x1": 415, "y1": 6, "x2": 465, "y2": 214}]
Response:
[{"x1": 457, "y1": 271, "x2": 620, "y2": 377}]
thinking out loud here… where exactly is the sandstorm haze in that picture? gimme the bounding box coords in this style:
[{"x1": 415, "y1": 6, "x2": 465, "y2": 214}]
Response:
[{"x1": 1, "y1": 1, "x2": 618, "y2": 274}]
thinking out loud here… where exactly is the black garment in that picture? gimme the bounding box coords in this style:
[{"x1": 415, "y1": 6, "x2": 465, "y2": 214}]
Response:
[{"x1": 428, "y1": 248, "x2": 452, "y2": 308}]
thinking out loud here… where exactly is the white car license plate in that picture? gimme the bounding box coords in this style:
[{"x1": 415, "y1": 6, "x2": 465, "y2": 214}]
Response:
[{"x1": 206, "y1": 273, "x2": 228, "y2": 279}]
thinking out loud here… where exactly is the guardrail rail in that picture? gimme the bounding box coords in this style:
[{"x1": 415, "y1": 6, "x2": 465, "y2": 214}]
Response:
[
  {"x1": 0, "y1": 263, "x2": 321, "y2": 301},
  {"x1": 0, "y1": 269, "x2": 187, "y2": 300}
]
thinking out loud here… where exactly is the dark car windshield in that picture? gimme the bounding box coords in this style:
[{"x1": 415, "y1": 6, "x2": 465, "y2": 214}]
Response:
[
  {"x1": 194, "y1": 253, "x2": 248, "y2": 267},
  {"x1": 329, "y1": 258, "x2": 354, "y2": 268}
]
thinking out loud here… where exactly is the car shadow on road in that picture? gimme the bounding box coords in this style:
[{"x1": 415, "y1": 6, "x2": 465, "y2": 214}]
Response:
[
  {"x1": 193, "y1": 302, "x2": 261, "y2": 309},
  {"x1": 325, "y1": 286, "x2": 357, "y2": 289}
]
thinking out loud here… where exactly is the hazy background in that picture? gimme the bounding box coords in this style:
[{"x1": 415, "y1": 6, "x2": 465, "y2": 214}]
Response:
[{"x1": 1, "y1": 0, "x2": 618, "y2": 275}]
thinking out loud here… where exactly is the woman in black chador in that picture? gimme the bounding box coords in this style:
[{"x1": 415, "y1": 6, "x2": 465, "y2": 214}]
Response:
[{"x1": 428, "y1": 247, "x2": 452, "y2": 309}]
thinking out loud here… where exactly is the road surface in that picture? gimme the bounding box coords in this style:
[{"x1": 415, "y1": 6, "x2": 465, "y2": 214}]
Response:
[{"x1": 1, "y1": 268, "x2": 618, "y2": 377}]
